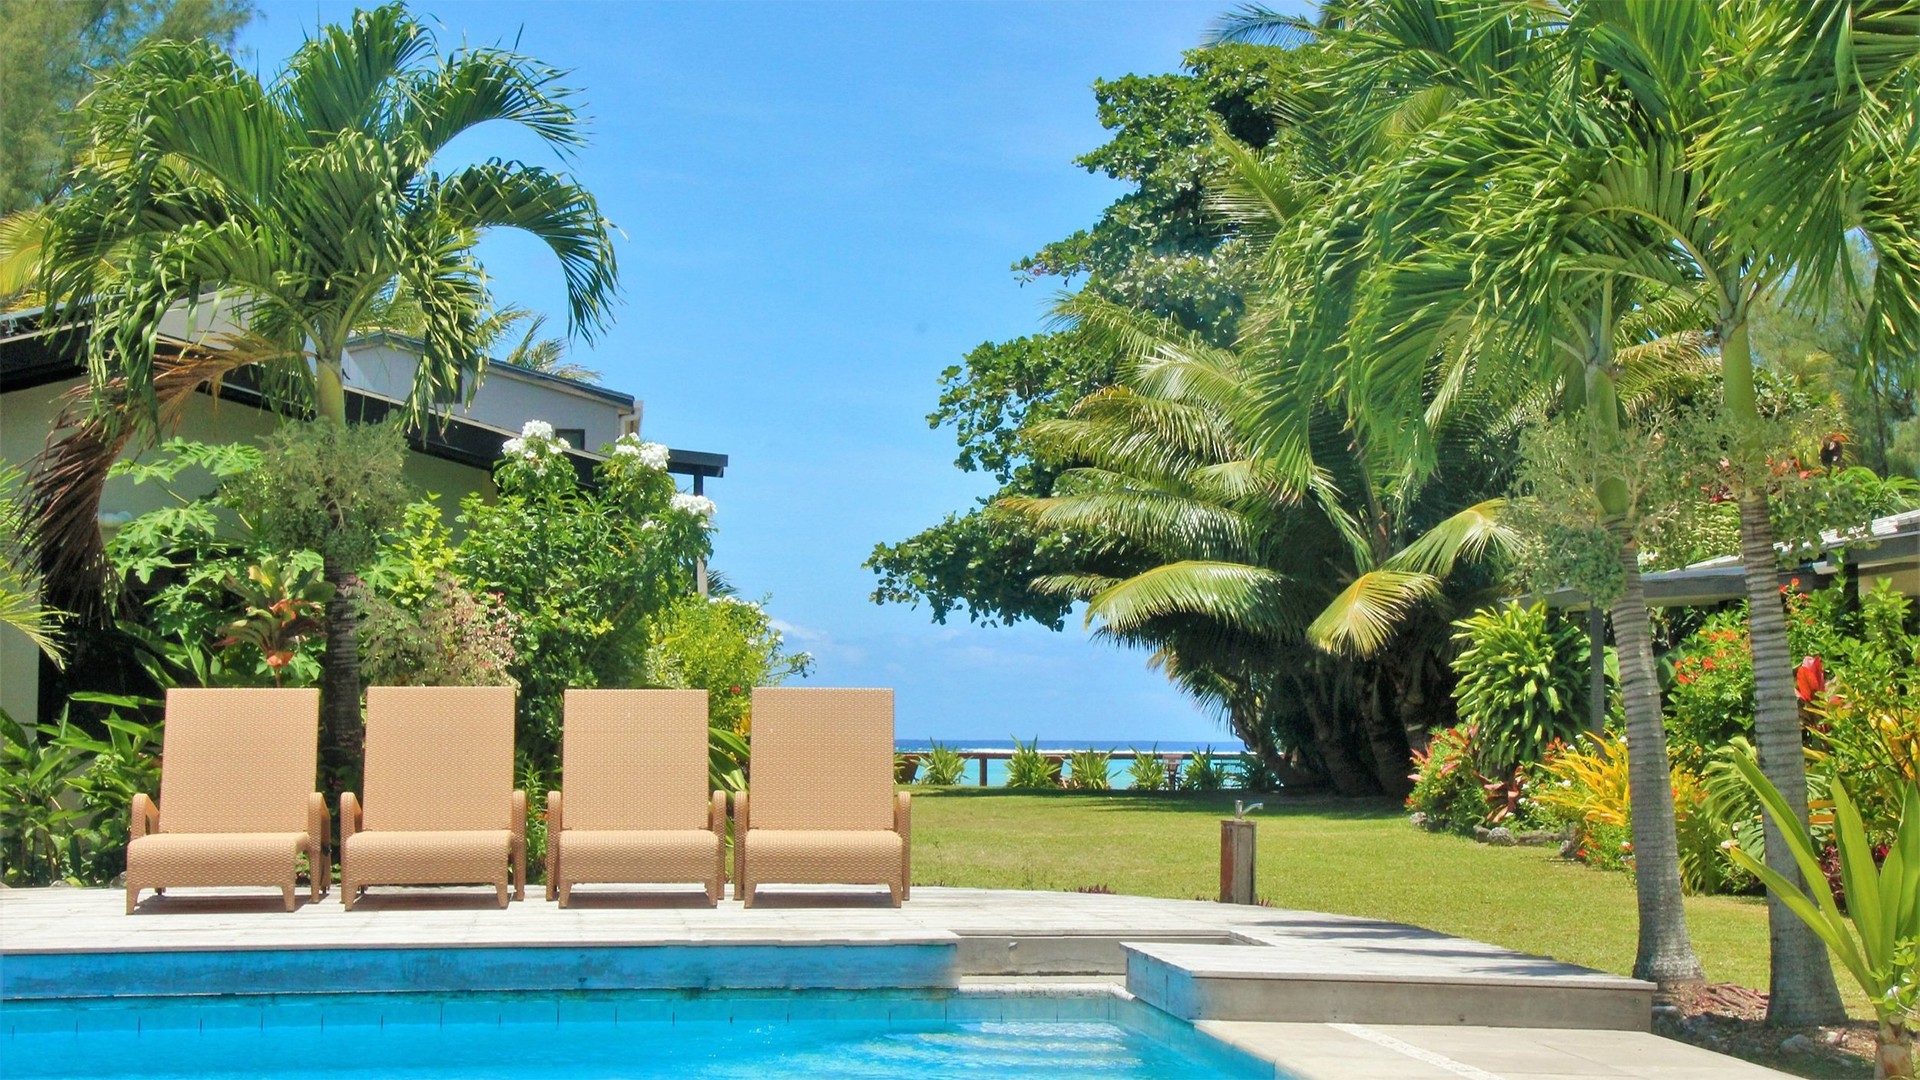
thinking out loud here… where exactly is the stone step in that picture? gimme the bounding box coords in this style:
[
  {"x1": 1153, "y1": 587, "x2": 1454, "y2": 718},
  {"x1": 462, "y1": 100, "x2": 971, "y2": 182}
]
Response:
[{"x1": 1125, "y1": 942, "x2": 1653, "y2": 1030}]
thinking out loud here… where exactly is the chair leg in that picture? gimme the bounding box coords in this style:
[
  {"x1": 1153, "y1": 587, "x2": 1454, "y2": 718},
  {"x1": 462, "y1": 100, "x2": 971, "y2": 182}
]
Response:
[
  {"x1": 559, "y1": 882, "x2": 572, "y2": 908},
  {"x1": 342, "y1": 882, "x2": 356, "y2": 910},
  {"x1": 889, "y1": 883, "x2": 902, "y2": 908},
  {"x1": 283, "y1": 884, "x2": 297, "y2": 912},
  {"x1": 125, "y1": 885, "x2": 138, "y2": 915},
  {"x1": 741, "y1": 884, "x2": 755, "y2": 908},
  {"x1": 496, "y1": 882, "x2": 510, "y2": 907},
  {"x1": 707, "y1": 880, "x2": 721, "y2": 907}
]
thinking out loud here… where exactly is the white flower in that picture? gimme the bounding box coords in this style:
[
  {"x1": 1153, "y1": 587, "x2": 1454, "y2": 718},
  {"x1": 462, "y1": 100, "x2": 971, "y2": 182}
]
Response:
[
  {"x1": 671, "y1": 492, "x2": 716, "y2": 519},
  {"x1": 610, "y1": 435, "x2": 670, "y2": 470},
  {"x1": 520, "y1": 420, "x2": 555, "y2": 439},
  {"x1": 502, "y1": 437, "x2": 525, "y2": 456}
]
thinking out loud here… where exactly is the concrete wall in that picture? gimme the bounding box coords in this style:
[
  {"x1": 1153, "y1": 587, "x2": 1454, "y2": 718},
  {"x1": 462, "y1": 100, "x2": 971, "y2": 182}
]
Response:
[{"x1": 345, "y1": 339, "x2": 633, "y2": 452}]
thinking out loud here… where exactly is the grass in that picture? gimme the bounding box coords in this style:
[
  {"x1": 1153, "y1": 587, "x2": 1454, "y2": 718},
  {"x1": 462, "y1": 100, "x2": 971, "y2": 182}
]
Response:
[{"x1": 909, "y1": 787, "x2": 1870, "y2": 1017}]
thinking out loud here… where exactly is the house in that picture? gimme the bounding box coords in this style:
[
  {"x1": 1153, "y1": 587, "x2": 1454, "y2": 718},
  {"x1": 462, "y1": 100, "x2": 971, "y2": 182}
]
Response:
[{"x1": 0, "y1": 318, "x2": 726, "y2": 722}]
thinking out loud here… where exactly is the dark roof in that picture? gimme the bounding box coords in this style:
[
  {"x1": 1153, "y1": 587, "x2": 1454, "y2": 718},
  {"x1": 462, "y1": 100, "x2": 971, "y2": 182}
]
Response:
[{"x1": 1, "y1": 327, "x2": 726, "y2": 483}]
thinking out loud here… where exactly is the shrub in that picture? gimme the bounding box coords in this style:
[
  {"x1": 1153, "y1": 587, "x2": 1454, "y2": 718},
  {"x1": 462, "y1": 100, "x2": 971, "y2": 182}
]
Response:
[
  {"x1": 1181, "y1": 747, "x2": 1230, "y2": 792},
  {"x1": 357, "y1": 577, "x2": 519, "y2": 688},
  {"x1": 649, "y1": 593, "x2": 813, "y2": 734},
  {"x1": 1005, "y1": 736, "x2": 1059, "y2": 788},
  {"x1": 1449, "y1": 602, "x2": 1588, "y2": 776},
  {"x1": 1808, "y1": 582, "x2": 1920, "y2": 840},
  {"x1": 1406, "y1": 725, "x2": 1492, "y2": 834},
  {"x1": 1664, "y1": 610, "x2": 1755, "y2": 771},
  {"x1": 1126, "y1": 747, "x2": 1169, "y2": 791},
  {"x1": 0, "y1": 695, "x2": 161, "y2": 886},
  {"x1": 1535, "y1": 731, "x2": 1749, "y2": 893},
  {"x1": 1063, "y1": 748, "x2": 1112, "y2": 791},
  {"x1": 921, "y1": 742, "x2": 968, "y2": 786}
]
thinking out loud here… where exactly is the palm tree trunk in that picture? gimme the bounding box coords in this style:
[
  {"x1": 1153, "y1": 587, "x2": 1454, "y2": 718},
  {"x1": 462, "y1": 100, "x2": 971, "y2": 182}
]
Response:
[
  {"x1": 1610, "y1": 523, "x2": 1703, "y2": 989},
  {"x1": 319, "y1": 554, "x2": 363, "y2": 805},
  {"x1": 1361, "y1": 676, "x2": 1413, "y2": 798},
  {"x1": 1304, "y1": 693, "x2": 1379, "y2": 797},
  {"x1": 1739, "y1": 491, "x2": 1847, "y2": 1025}
]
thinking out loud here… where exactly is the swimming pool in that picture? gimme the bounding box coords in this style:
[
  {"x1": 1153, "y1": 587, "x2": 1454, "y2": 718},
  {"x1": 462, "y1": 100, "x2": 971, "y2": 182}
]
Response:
[{"x1": 2, "y1": 988, "x2": 1275, "y2": 1079}]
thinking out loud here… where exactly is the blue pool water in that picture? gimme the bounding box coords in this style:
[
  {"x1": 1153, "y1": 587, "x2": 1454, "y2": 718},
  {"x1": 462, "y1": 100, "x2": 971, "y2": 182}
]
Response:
[{"x1": 2, "y1": 991, "x2": 1272, "y2": 1079}]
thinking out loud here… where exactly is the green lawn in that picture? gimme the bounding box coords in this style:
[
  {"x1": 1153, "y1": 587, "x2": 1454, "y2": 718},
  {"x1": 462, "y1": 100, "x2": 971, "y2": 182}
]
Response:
[{"x1": 909, "y1": 787, "x2": 1868, "y2": 1017}]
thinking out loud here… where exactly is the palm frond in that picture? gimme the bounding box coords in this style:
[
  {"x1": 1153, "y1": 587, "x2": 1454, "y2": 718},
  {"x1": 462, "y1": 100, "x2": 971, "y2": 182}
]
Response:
[{"x1": 1308, "y1": 568, "x2": 1441, "y2": 656}]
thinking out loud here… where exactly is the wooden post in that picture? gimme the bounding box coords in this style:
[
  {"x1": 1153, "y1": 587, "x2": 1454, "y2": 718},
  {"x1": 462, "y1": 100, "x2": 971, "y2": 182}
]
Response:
[
  {"x1": 1220, "y1": 819, "x2": 1256, "y2": 904},
  {"x1": 978, "y1": 754, "x2": 988, "y2": 787}
]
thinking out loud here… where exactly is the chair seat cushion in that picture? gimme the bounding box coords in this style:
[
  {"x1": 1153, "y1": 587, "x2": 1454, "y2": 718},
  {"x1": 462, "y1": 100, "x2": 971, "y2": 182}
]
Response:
[
  {"x1": 343, "y1": 830, "x2": 511, "y2": 886},
  {"x1": 126, "y1": 832, "x2": 310, "y2": 888},
  {"x1": 745, "y1": 829, "x2": 903, "y2": 887},
  {"x1": 557, "y1": 829, "x2": 722, "y2": 885}
]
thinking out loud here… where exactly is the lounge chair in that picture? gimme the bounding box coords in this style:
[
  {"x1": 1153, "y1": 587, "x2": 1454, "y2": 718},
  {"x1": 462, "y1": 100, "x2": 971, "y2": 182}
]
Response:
[
  {"x1": 545, "y1": 689, "x2": 727, "y2": 906},
  {"x1": 125, "y1": 688, "x2": 326, "y2": 914},
  {"x1": 735, "y1": 687, "x2": 909, "y2": 907},
  {"x1": 339, "y1": 686, "x2": 525, "y2": 909}
]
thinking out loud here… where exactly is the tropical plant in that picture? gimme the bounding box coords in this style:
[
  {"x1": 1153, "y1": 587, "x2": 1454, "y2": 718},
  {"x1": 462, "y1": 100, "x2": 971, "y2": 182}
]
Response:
[
  {"x1": 212, "y1": 556, "x2": 333, "y2": 687},
  {"x1": 1063, "y1": 748, "x2": 1113, "y2": 792},
  {"x1": 709, "y1": 723, "x2": 750, "y2": 795},
  {"x1": 1449, "y1": 603, "x2": 1588, "y2": 776},
  {"x1": 0, "y1": 460, "x2": 65, "y2": 665},
  {"x1": 1406, "y1": 726, "x2": 1493, "y2": 836},
  {"x1": 921, "y1": 742, "x2": 968, "y2": 787},
  {"x1": 1005, "y1": 736, "x2": 1060, "y2": 789},
  {"x1": 1726, "y1": 756, "x2": 1920, "y2": 1078},
  {"x1": 0, "y1": 709, "x2": 88, "y2": 885},
  {"x1": 13, "y1": 3, "x2": 617, "y2": 805},
  {"x1": 1126, "y1": 747, "x2": 1169, "y2": 792},
  {"x1": 1180, "y1": 747, "x2": 1229, "y2": 792},
  {"x1": 0, "y1": 694, "x2": 161, "y2": 887}
]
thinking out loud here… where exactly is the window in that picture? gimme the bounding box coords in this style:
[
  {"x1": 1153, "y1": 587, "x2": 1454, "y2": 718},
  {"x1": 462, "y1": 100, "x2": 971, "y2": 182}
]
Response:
[{"x1": 554, "y1": 428, "x2": 587, "y2": 450}]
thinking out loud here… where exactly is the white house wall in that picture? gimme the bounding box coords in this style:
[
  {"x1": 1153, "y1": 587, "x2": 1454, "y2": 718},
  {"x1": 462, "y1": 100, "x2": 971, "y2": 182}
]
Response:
[{"x1": 343, "y1": 339, "x2": 628, "y2": 453}]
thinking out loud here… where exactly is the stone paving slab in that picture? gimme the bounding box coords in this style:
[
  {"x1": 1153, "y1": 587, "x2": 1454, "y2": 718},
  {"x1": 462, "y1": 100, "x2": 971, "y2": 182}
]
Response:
[{"x1": 1198, "y1": 1022, "x2": 1796, "y2": 1080}]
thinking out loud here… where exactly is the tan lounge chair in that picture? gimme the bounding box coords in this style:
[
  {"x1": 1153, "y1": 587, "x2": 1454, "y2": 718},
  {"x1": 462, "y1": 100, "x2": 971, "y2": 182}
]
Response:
[
  {"x1": 545, "y1": 689, "x2": 727, "y2": 906},
  {"x1": 340, "y1": 686, "x2": 525, "y2": 909},
  {"x1": 125, "y1": 688, "x2": 326, "y2": 914},
  {"x1": 735, "y1": 687, "x2": 909, "y2": 907}
]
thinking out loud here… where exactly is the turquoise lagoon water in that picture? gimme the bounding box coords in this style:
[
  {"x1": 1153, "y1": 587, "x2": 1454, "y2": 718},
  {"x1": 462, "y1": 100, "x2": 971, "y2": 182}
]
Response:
[
  {"x1": 895, "y1": 739, "x2": 1249, "y2": 789},
  {"x1": 2, "y1": 991, "x2": 1273, "y2": 1079}
]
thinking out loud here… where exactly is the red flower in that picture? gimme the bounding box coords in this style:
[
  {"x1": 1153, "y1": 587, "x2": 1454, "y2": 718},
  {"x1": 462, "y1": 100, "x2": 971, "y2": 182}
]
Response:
[{"x1": 1795, "y1": 656, "x2": 1826, "y2": 703}]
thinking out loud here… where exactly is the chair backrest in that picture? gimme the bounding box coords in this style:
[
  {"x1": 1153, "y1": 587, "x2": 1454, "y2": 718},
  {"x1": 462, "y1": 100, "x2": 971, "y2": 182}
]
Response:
[
  {"x1": 158, "y1": 688, "x2": 319, "y2": 834},
  {"x1": 361, "y1": 686, "x2": 514, "y2": 832},
  {"x1": 748, "y1": 688, "x2": 893, "y2": 831},
  {"x1": 562, "y1": 689, "x2": 710, "y2": 831}
]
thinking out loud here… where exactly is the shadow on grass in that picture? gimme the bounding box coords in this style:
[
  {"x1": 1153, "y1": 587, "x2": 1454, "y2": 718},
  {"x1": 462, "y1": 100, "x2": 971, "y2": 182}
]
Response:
[{"x1": 910, "y1": 786, "x2": 1403, "y2": 821}]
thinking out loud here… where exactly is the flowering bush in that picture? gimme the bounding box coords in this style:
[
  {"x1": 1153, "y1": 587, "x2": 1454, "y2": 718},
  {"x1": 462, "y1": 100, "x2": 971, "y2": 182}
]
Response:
[
  {"x1": 452, "y1": 420, "x2": 711, "y2": 762},
  {"x1": 1449, "y1": 602, "x2": 1589, "y2": 775},
  {"x1": 1407, "y1": 725, "x2": 1492, "y2": 835},
  {"x1": 649, "y1": 592, "x2": 813, "y2": 733}
]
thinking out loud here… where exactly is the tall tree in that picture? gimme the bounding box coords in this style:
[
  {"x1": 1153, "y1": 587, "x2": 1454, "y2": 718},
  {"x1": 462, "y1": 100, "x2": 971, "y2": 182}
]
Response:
[
  {"x1": 0, "y1": 0, "x2": 254, "y2": 217},
  {"x1": 15, "y1": 4, "x2": 618, "y2": 796}
]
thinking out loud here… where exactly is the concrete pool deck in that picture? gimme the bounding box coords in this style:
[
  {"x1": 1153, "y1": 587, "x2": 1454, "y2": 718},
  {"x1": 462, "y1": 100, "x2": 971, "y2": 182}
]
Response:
[{"x1": 0, "y1": 884, "x2": 1792, "y2": 1079}]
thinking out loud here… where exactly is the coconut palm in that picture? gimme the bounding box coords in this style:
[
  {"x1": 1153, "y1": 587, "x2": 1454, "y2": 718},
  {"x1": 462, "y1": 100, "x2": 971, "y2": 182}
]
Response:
[{"x1": 11, "y1": 4, "x2": 618, "y2": 793}]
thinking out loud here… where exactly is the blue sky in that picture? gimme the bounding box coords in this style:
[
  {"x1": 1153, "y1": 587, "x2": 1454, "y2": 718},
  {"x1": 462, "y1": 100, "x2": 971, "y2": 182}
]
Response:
[{"x1": 237, "y1": 1, "x2": 1276, "y2": 745}]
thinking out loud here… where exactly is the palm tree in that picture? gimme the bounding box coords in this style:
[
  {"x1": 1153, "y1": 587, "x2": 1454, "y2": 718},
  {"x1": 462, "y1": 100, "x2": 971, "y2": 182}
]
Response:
[
  {"x1": 11, "y1": 4, "x2": 618, "y2": 794},
  {"x1": 1212, "y1": 0, "x2": 1717, "y2": 990},
  {"x1": 1535, "y1": 0, "x2": 1920, "y2": 1023}
]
